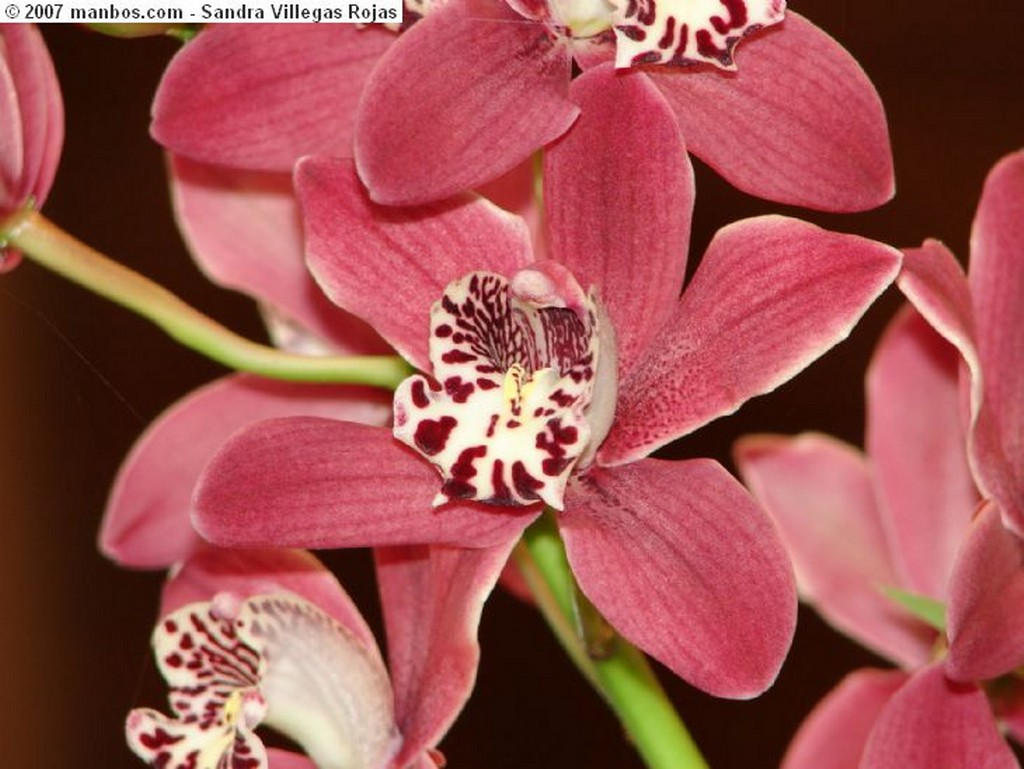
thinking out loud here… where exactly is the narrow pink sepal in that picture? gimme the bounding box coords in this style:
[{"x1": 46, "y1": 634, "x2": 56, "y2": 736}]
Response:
[
  {"x1": 160, "y1": 547, "x2": 381, "y2": 655},
  {"x1": 601, "y1": 216, "x2": 902, "y2": 465},
  {"x1": 735, "y1": 433, "x2": 934, "y2": 669},
  {"x1": 267, "y1": 749, "x2": 317, "y2": 769},
  {"x1": 353, "y1": 0, "x2": 578, "y2": 205},
  {"x1": 866, "y1": 308, "x2": 977, "y2": 599},
  {"x1": 0, "y1": 24, "x2": 63, "y2": 213},
  {"x1": 861, "y1": 663, "x2": 1018, "y2": 769},
  {"x1": 101, "y1": 375, "x2": 391, "y2": 568},
  {"x1": 544, "y1": 64, "x2": 693, "y2": 375},
  {"x1": 782, "y1": 669, "x2": 907, "y2": 769},
  {"x1": 169, "y1": 157, "x2": 389, "y2": 355},
  {"x1": 194, "y1": 417, "x2": 537, "y2": 549},
  {"x1": 645, "y1": 14, "x2": 894, "y2": 212},
  {"x1": 376, "y1": 541, "x2": 515, "y2": 768},
  {"x1": 968, "y1": 150, "x2": 1024, "y2": 531},
  {"x1": 296, "y1": 157, "x2": 534, "y2": 371},
  {"x1": 946, "y1": 502, "x2": 1024, "y2": 682},
  {"x1": 152, "y1": 24, "x2": 393, "y2": 170},
  {"x1": 562, "y1": 458, "x2": 796, "y2": 699}
]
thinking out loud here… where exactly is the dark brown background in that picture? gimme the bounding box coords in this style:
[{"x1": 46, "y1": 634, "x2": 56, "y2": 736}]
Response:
[{"x1": 2, "y1": 6, "x2": 1022, "y2": 766}]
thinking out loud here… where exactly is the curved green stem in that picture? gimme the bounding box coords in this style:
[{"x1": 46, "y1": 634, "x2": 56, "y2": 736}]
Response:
[
  {"x1": 517, "y1": 512, "x2": 710, "y2": 769},
  {"x1": 2, "y1": 209, "x2": 412, "y2": 387}
]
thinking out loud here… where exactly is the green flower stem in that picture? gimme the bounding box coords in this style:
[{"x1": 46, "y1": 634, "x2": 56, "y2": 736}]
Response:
[
  {"x1": 2, "y1": 209, "x2": 412, "y2": 387},
  {"x1": 516, "y1": 512, "x2": 710, "y2": 769}
]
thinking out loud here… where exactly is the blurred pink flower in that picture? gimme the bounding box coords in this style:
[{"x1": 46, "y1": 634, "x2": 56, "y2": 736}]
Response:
[
  {"x1": 192, "y1": 67, "x2": 901, "y2": 699},
  {"x1": 1, "y1": 24, "x2": 63, "y2": 269},
  {"x1": 128, "y1": 545, "x2": 511, "y2": 769},
  {"x1": 354, "y1": 0, "x2": 893, "y2": 210},
  {"x1": 735, "y1": 149, "x2": 1024, "y2": 769}
]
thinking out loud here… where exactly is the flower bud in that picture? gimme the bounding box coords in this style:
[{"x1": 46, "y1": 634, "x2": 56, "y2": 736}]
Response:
[{"x1": 1, "y1": 24, "x2": 63, "y2": 270}]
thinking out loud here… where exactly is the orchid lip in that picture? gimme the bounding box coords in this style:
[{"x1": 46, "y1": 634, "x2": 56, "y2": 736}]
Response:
[
  {"x1": 127, "y1": 591, "x2": 400, "y2": 769},
  {"x1": 393, "y1": 266, "x2": 617, "y2": 510},
  {"x1": 533, "y1": 0, "x2": 787, "y2": 69}
]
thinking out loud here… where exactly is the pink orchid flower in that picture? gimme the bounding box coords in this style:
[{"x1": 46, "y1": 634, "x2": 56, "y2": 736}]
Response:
[
  {"x1": 1, "y1": 24, "x2": 64, "y2": 269},
  {"x1": 128, "y1": 545, "x2": 512, "y2": 769},
  {"x1": 896, "y1": 149, "x2": 1024, "y2": 700},
  {"x1": 192, "y1": 66, "x2": 902, "y2": 699},
  {"x1": 354, "y1": 0, "x2": 893, "y2": 210},
  {"x1": 735, "y1": 149, "x2": 1024, "y2": 769}
]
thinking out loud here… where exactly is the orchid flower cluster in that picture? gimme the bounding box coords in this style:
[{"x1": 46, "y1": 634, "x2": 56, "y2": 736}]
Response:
[{"x1": 2, "y1": 7, "x2": 1022, "y2": 768}]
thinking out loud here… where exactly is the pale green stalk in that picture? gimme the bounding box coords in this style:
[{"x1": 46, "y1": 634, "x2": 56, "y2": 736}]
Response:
[
  {"x1": 517, "y1": 513, "x2": 711, "y2": 769},
  {"x1": 2, "y1": 209, "x2": 411, "y2": 387}
]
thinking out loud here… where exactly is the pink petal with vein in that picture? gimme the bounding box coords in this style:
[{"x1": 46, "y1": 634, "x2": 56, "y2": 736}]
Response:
[
  {"x1": 354, "y1": 0, "x2": 577, "y2": 204},
  {"x1": 968, "y1": 150, "x2": 1024, "y2": 530},
  {"x1": 376, "y1": 542, "x2": 514, "y2": 767},
  {"x1": 544, "y1": 64, "x2": 693, "y2": 375},
  {"x1": 161, "y1": 547, "x2": 380, "y2": 655},
  {"x1": 194, "y1": 417, "x2": 537, "y2": 549},
  {"x1": 866, "y1": 308, "x2": 977, "y2": 599},
  {"x1": 296, "y1": 157, "x2": 534, "y2": 371},
  {"x1": 152, "y1": 24, "x2": 393, "y2": 170},
  {"x1": 735, "y1": 434, "x2": 934, "y2": 669},
  {"x1": 1, "y1": 24, "x2": 63, "y2": 213},
  {"x1": 861, "y1": 663, "x2": 1017, "y2": 769},
  {"x1": 645, "y1": 14, "x2": 893, "y2": 212},
  {"x1": 601, "y1": 216, "x2": 901, "y2": 465},
  {"x1": 561, "y1": 458, "x2": 796, "y2": 699},
  {"x1": 946, "y1": 502, "x2": 1024, "y2": 682},
  {"x1": 101, "y1": 375, "x2": 391, "y2": 568},
  {"x1": 782, "y1": 669, "x2": 907, "y2": 769},
  {"x1": 476, "y1": 159, "x2": 543, "y2": 253},
  {"x1": 170, "y1": 156, "x2": 389, "y2": 355},
  {"x1": 897, "y1": 241, "x2": 979, "y2": 383}
]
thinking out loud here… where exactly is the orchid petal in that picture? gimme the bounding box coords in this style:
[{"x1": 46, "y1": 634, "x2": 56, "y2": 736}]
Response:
[
  {"x1": 561, "y1": 457, "x2": 796, "y2": 699},
  {"x1": 861, "y1": 663, "x2": 1017, "y2": 769},
  {"x1": 152, "y1": 24, "x2": 393, "y2": 170},
  {"x1": 194, "y1": 417, "x2": 537, "y2": 549},
  {"x1": 600, "y1": 216, "x2": 901, "y2": 465},
  {"x1": 296, "y1": 157, "x2": 534, "y2": 371},
  {"x1": 968, "y1": 150, "x2": 1024, "y2": 531},
  {"x1": 646, "y1": 13, "x2": 894, "y2": 212},
  {"x1": 866, "y1": 308, "x2": 977, "y2": 600},
  {"x1": 897, "y1": 241, "x2": 979, "y2": 389},
  {"x1": 169, "y1": 157, "x2": 389, "y2": 355},
  {"x1": 610, "y1": 0, "x2": 785, "y2": 70},
  {"x1": 101, "y1": 375, "x2": 391, "y2": 569},
  {"x1": 376, "y1": 542, "x2": 514, "y2": 767},
  {"x1": 160, "y1": 548, "x2": 381, "y2": 655},
  {"x1": 735, "y1": 433, "x2": 935, "y2": 668},
  {"x1": 354, "y1": 0, "x2": 578, "y2": 205},
  {"x1": 544, "y1": 64, "x2": 693, "y2": 375},
  {"x1": 476, "y1": 159, "x2": 543, "y2": 252},
  {"x1": 781, "y1": 669, "x2": 906, "y2": 769},
  {"x1": 268, "y1": 749, "x2": 317, "y2": 769},
  {"x1": 945, "y1": 502, "x2": 1024, "y2": 682},
  {"x1": 0, "y1": 25, "x2": 63, "y2": 212},
  {"x1": 898, "y1": 239, "x2": 982, "y2": 416}
]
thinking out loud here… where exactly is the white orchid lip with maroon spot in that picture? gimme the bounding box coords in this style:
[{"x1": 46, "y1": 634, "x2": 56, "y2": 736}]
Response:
[
  {"x1": 511, "y1": 0, "x2": 784, "y2": 68},
  {"x1": 127, "y1": 592, "x2": 399, "y2": 769},
  {"x1": 611, "y1": 0, "x2": 785, "y2": 68},
  {"x1": 393, "y1": 265, "x2": 615, "y2": 510}
]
